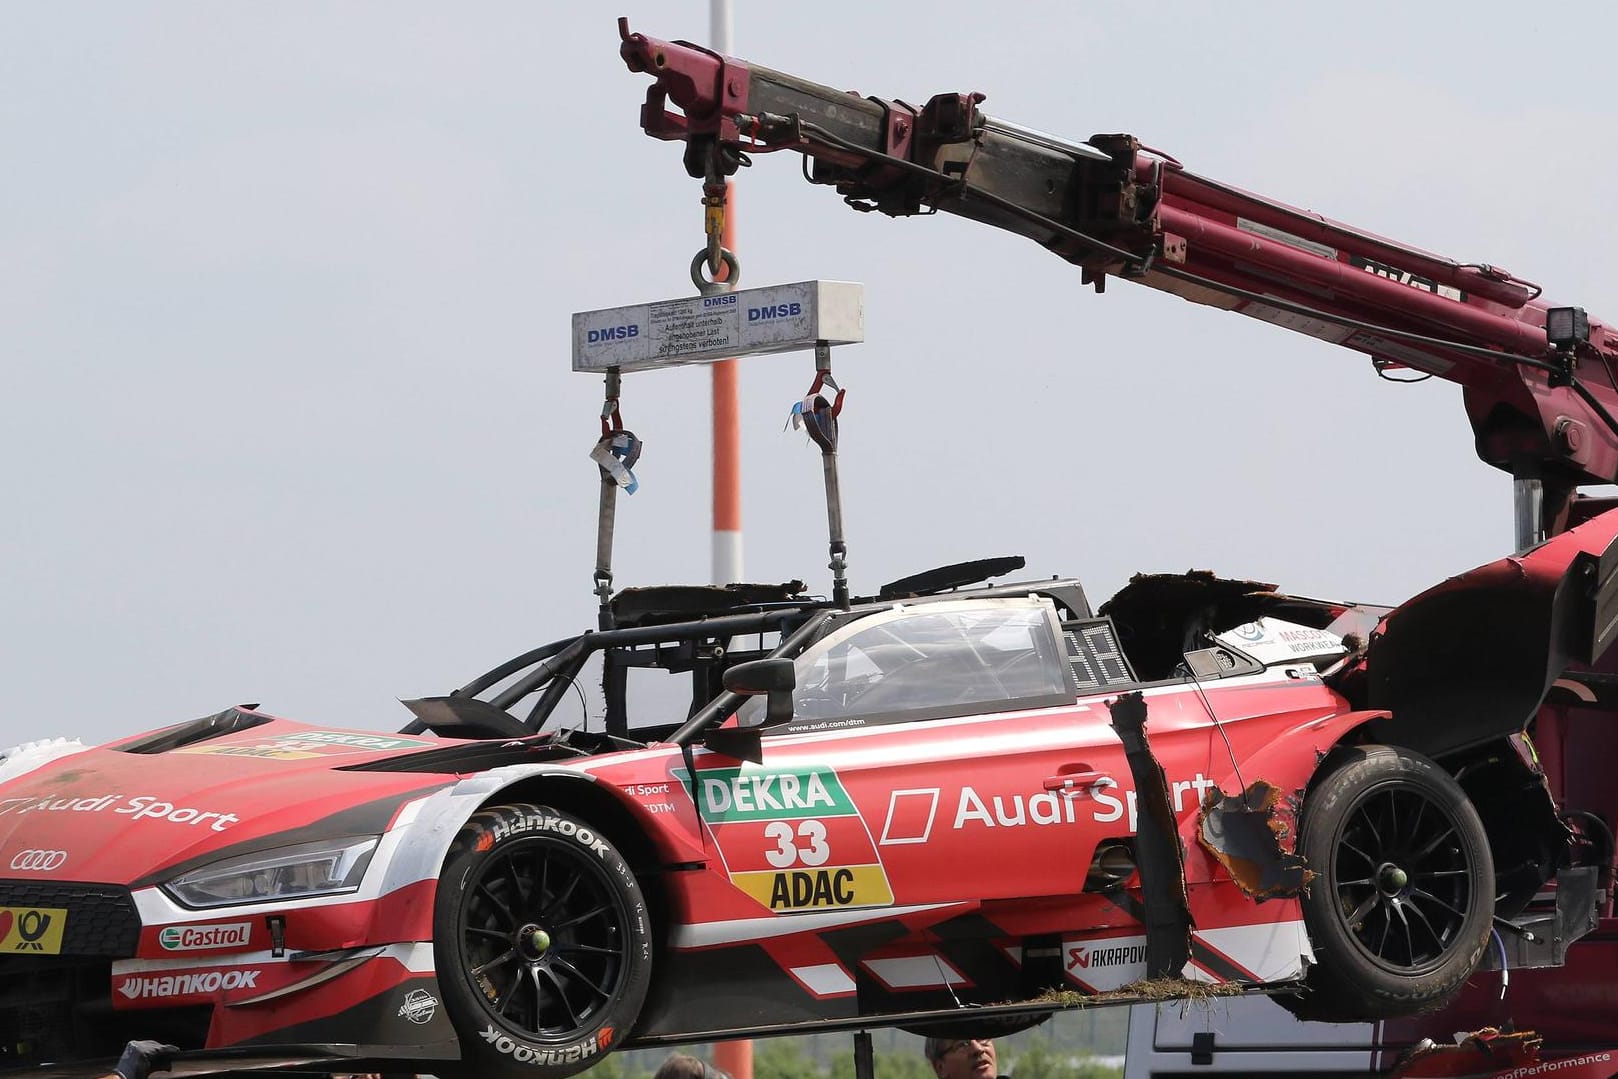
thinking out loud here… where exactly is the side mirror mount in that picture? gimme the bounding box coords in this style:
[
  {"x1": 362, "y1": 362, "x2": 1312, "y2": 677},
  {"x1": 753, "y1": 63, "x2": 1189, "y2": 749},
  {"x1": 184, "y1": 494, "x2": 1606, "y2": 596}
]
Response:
[
  {"x1": 724, "y1": 658, "x2": 796, "y2": 728},
  {"x1": 1182, "y1": 648, "x2": 1230, "y2": 680}
]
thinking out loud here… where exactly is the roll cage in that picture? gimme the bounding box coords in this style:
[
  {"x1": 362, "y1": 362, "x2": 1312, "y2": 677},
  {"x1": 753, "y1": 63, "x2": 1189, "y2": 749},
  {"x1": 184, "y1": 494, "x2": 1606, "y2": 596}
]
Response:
[
  {"x1": 402, "y1": 560, "x2": 1405, "y2": 754},
  {"x1": 414, "y1": 569, "x2": 1095, "y2": 748}
]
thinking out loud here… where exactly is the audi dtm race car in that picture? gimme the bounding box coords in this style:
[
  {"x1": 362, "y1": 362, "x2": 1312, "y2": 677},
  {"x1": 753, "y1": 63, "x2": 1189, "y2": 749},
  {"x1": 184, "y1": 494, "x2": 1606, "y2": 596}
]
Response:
[{"x1": 2, "y1": 520, "x2": 1618, "y2": 1079}]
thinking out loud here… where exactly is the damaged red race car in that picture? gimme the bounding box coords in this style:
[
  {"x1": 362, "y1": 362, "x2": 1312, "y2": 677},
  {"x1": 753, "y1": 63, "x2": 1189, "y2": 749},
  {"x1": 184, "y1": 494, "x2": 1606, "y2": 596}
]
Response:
[{"x1": 2, "y1": 519, "x2": 1617, "y2": 1079}]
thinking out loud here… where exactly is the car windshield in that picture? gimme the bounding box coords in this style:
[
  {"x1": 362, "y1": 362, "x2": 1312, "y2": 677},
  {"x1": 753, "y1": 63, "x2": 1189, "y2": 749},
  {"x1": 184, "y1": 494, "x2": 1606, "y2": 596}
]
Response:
[{"x1": 743, "y1": 597, "x2": 1071, "y2": 731}]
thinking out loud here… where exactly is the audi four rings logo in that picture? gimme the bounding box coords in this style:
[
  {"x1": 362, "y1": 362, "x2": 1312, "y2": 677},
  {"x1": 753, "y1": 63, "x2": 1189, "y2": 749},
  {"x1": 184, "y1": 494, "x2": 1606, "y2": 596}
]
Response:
[{"x1": 10, "y1": 850, "x2": 68, "y2": 872}]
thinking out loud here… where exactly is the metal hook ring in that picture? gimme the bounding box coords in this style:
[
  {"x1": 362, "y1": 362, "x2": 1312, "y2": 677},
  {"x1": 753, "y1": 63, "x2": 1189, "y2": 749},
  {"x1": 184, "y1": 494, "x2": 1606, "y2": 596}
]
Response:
[{"x1": 690, "y1": 247, "x2": 741, "y2": 293}]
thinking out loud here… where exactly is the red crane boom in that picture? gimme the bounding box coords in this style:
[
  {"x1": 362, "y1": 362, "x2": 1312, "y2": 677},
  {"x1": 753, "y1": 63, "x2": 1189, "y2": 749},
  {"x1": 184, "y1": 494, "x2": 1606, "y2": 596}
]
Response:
[{"x1": 618, "y1": 19, "x2": 1618, "y2": 540}]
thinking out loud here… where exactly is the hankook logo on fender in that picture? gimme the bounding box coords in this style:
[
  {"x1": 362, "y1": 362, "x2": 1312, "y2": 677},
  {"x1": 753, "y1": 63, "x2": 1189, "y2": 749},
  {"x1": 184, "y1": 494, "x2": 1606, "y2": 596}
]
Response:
[
  {"x1": 9, "y1": 850, "x2": 67, "y2": 872},
  {"x1": 116, "y1": 969, "x2": 261, "y2": 999}
]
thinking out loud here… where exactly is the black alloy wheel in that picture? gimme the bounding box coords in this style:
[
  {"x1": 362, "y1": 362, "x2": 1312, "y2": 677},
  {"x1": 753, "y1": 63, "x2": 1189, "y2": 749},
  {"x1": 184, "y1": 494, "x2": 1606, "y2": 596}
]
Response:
[
  {"x1": 1294, "y1": 746, "x2": 1493, "y2": 1021},
  {"x1": 434, "y1": 804, "x2": 652, "y2": 1079},
  {"x1": 1332, "y1": 784, "x2": 1474, "y2": 972}
]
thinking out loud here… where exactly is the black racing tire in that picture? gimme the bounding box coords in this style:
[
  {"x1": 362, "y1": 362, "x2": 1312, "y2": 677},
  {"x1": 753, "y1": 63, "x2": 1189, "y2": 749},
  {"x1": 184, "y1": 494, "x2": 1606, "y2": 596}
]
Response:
[
  {"x1": 433, "y1": 804, "x2": 653, "y2": 1079},
  {"x1": 1295, "y1": 746, "x2": 1493, "y2": 1020}
]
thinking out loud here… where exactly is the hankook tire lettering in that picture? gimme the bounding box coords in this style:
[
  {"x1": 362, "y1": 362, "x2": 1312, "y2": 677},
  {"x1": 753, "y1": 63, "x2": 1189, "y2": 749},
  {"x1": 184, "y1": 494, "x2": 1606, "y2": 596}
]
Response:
[{"x1": 480, "y1": 1024, "x2": 602, "y2": 1065}]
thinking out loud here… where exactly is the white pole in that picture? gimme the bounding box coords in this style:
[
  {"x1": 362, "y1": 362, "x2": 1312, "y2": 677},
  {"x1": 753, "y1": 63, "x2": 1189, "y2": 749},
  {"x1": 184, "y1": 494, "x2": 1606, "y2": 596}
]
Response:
[
  {"x1": 710, "y1": 0, "x2": 732, "y2": 53},
  {"x1": 709, "y1": 0, "x2": 743, "y2": 586}
]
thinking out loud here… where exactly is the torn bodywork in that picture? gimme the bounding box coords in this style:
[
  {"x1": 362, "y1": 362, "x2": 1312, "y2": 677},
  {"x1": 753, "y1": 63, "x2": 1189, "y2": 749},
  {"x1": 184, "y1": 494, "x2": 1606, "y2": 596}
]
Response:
[
  {"x1": 1367, "y1": 508, "x2": 1618, "y2": 757},
  {"x1": 1196, "y1": 780, "x2": 1313, "y2": 900},
  {"x1": 1106, "y1": 691, "x2": 1192, "y2": 978},
  {"x1": 1098, "y1": 570, "x2": 1380, "y2": 682}
]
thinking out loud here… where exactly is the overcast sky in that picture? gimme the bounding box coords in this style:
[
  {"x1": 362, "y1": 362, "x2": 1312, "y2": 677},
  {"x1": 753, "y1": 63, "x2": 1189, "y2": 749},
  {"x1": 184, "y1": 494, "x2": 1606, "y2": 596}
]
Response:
[{"x1": 5, "y1": 3, "x2": 1616, "y2": 745}]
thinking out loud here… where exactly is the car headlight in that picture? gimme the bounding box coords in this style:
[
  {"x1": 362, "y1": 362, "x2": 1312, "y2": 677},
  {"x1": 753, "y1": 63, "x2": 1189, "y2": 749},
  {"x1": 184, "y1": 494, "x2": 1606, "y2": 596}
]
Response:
[{"x1": 163, "y1": 835, "x2": 380, "y2": 909}]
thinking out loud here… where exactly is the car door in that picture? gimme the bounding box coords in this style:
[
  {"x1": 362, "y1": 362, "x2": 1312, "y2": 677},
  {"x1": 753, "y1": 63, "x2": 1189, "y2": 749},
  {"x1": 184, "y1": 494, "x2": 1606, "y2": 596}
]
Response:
[{"x1": 719, "y1": 596, "x2": 1137, "y2": 912}]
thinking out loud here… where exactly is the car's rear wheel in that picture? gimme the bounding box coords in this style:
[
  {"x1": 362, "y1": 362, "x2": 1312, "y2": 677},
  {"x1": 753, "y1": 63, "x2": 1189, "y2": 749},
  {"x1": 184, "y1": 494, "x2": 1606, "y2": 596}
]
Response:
[
  {"x1": 1295, "y1": 746, "x2": 1493, "y2": 1020},
  {"x1": 434, "y1": 804, "x2": 652, "y2": 1079}
]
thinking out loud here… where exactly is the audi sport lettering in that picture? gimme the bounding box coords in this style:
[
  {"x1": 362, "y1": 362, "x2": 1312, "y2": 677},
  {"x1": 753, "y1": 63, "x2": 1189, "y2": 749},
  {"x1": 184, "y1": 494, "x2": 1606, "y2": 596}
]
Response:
[
  {"x1": 158, "y1": 922, "x2": 253, "y2": 952},
  {"x1": 953, "y1": 787, "x2": 1081, "y2": 828},
  {"x1": 0, "y1": 794, "x2": 120, "y2": 815},
  {"x1": 117, "y1": 969, "x2": 261, "y2": 1000},
  {"x1": 0, "y1": 793, "x2": 238, "y2": 830},
  {"x1": 8, "y1": 849, "x2": 67, "y2": 871}
]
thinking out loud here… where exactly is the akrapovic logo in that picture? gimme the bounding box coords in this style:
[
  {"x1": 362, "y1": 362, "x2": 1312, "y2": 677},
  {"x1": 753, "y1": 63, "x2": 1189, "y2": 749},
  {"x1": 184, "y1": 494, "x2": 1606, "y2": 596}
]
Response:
[
  {"x1": 586, "y1": 324, "x2": 639, "y2": 343},
  {"x1": 158, "y1": 922, "x2": 252, "y2": 952},
  {"x1": 480, "y1": 1023, "x2": 605, "y2": 1065},
  {"x1": 1068, "y1": 943, "x2": 1148, "y2": 970},
  {"x1": 9, "y1": 849, "x2": 67, "y2": 872},
  {"x1": 117, "y1": 969, "x2": 260, "y2": 999}
]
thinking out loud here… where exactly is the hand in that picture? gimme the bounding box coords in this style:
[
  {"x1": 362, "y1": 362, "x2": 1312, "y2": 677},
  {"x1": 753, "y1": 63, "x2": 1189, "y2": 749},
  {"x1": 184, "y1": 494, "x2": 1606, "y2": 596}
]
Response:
[{"x1": 114, "y1": 1040, "x2": 179, "y2": 1079}]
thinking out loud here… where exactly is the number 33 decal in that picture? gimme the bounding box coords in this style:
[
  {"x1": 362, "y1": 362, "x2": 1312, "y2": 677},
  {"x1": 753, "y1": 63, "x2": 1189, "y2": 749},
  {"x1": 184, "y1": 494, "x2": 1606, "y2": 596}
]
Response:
[{"x1": 764, "y1": 819, "x2": 830, "y2": 868}]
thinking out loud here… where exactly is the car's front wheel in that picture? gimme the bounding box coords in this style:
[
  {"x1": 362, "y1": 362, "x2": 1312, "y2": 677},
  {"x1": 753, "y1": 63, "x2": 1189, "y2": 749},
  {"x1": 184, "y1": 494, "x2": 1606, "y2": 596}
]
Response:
[
  {"x1": 1295, "y1": 745, "x2": 1493, "y2": 1020},
  {"x1": 434, "y1": 804, "x2": 652, "y2": 1079}
]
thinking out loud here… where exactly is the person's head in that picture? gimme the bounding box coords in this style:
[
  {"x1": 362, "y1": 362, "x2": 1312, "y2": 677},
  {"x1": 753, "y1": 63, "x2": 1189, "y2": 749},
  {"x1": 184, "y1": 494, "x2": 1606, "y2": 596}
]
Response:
[
  {"x1": 924, "y1": 1037, "x2": 996, "y2": 1079},
  {"x1": 653, "y1": 1054, "x2": 730, "y2": 1079}
]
